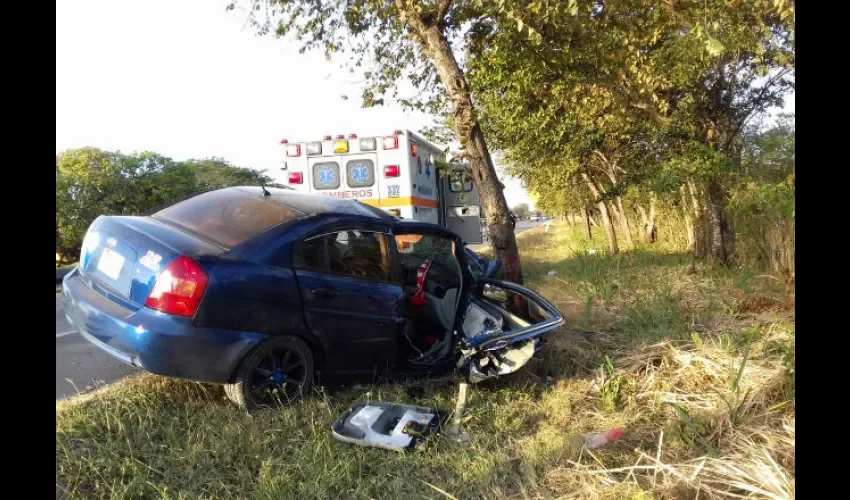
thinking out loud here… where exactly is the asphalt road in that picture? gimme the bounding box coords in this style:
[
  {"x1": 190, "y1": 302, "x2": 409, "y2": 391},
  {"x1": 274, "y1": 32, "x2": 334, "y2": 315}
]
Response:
[
  {"x1": 54, "y1": 219, "x2": 545, "y2": 400},
  {"x1": 468, "y1": 218, "x2": 545, "y2": 252}
]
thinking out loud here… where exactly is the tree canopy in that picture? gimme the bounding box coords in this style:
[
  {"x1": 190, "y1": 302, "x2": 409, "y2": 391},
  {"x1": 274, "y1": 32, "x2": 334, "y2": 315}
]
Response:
[
  {"x1": 465, "y1": 0, "x2": 794, "y2": 260},
  {"x1": 56, "y1": 148, "x2": 270, "y2": 263}
]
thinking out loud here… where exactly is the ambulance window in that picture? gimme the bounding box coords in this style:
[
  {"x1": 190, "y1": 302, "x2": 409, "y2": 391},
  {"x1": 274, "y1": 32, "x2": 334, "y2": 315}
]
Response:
[
  {"x1": 312, "y1": 162, "x2": 341, "y2": 190},
  {"x1": 346, "y1": 159, "x2": 375, "y2": 188},
  {"x1": 449, "y1": 172, "x2": 473, "y2": 192}
]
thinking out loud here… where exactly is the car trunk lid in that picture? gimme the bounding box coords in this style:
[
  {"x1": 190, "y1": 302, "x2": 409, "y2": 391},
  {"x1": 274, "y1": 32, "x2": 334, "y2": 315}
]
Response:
[{"x1": 79, "y1": 215, "x2": 226, "y2": 306}]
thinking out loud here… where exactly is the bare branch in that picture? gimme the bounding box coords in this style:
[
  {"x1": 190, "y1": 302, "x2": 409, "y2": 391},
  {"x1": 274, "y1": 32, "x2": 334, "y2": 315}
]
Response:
[{"x1": 436, "y1": 0, "x2": 453, "y2": 22}]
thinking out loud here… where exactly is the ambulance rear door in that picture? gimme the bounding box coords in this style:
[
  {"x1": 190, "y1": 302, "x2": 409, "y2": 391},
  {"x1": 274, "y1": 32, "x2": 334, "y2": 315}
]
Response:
[
  {"x1": 443, "y1": 169, "x2": 483, "y2": 244},
  {"x1": 307, "y1": 153, "x2": 379, "y2": 202}
]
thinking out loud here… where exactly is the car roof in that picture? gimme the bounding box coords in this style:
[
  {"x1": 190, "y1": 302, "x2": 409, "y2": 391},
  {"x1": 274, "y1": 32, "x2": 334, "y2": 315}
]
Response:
[{"x1": 228, "y1": 186, "x2": 394, "y2": 222}]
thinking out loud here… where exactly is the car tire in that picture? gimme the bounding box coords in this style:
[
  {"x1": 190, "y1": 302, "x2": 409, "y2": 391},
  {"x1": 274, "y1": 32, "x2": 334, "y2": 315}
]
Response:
[{"x1": 224, "y1": 335, "x2": 314, "y2": 410}]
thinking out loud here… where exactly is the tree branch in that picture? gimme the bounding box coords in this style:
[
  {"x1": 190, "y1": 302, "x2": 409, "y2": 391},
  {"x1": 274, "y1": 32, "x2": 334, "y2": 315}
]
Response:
[
  {"x1": 436, "y1": 0, "x2": 453, "y2": 22},
  {"x1": 722, "y1": 68, "x2": 792, "y2": 151}
]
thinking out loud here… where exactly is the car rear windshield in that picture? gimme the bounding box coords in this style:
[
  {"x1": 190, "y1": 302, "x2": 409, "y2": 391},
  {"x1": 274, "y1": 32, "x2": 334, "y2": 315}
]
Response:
[{"x1": 154, "y1": 189, "x2": 300, "y2": 248}]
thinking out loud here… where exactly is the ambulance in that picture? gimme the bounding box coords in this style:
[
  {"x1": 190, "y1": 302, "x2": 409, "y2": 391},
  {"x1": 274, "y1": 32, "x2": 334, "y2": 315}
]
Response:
[{"x1": 273, "y1": 129, "x2": 483, "y2": 243}]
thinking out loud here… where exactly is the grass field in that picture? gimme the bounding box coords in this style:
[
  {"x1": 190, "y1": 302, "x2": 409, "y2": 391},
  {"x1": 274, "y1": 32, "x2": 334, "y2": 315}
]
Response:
[{"x1": 56, "y1": 223, "x2": 795, "y2": 499}]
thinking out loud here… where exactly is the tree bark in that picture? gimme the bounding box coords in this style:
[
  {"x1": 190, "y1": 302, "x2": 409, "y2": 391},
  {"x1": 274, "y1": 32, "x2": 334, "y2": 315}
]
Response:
[
  {"x1": 583, "y1": 207, "x2": 592, "y2": 239},
  {"x1": 638, "y1": 198, "x2": 657, "y2": 244},
  {"x1": 399, "y1": 2, "x2": 522, "y2": 283},
  {"x1": 582, "y1": 172, "x2": 618, "y2": 254},
  {"x1": 688, "y1": 179, "x2": 708, "y2": 259},
  {"x1": 680, "y1": 186, "x2": 696, "y2": 251},
  {"x1": 598, "y1": 154, "x2": 634, "y2": 248},
  {"x1": 614, "y1": 196, "x2": 635, "y2": 248},
  {"x1": 646, "y1": 194, "x2": 657, "y2": 243},
  {"x1": 706, "y1": 177, "x2": 729, "y2": 265}
]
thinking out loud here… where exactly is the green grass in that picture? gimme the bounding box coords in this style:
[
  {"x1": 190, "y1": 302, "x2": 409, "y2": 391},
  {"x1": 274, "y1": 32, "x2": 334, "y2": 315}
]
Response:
[{"x1": 56, "y1": 223, "x2": 795, "y2": 499}]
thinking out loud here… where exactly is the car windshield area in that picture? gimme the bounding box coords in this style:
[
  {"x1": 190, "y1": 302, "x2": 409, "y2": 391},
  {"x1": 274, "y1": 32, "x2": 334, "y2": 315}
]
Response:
[{"x1": 153, "y1": 189, "x2": 300, "y2": 248}]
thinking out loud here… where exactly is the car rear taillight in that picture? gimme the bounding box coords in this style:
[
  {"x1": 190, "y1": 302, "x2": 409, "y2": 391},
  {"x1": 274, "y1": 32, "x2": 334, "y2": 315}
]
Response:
[
  {"x1": 288, "y1": 172, "x2": 303, "y2": 184},
  {"x1": 145, "y1": 256, "x2": 209, "y2": 317}
]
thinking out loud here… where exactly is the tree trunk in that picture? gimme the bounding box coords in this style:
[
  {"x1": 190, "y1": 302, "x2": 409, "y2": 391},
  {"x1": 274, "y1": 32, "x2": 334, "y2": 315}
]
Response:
[
  {"x1": 598, "y1": 158, "x2": 633, "y2": 248},
  {"x1": 680, "y1": 186, "x2": 696, "y2": 251},
  {"x1": 597, "y1": 201, "x2": 619, "y2": 255},
  {"x1": 406, "y1": 11, "x2": 522, "y2": 283},
  {"x1": 583, "y1": 207, "x2": 592, "y2": 239},
  {"x1": 614, "y1": 196, "x2": 635, "y2": 248},
  {"x1": 582, "y1": 172, "x2": 618, "y2": 254},
  {"x1": 646, "y1": 195, "x2": 657, "y2": 243},
  {"x1": 706, "y1": 177, "x2": 729, "y2": 265},
  {"x1": 688, "y1": 179, "x2": 708, "y2": 259}
]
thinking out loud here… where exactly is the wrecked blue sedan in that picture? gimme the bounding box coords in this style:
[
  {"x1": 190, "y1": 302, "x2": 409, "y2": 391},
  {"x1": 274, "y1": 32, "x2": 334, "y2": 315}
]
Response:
[{"x1": 62, "y1": 187, "x2": 564, "y2": 409}]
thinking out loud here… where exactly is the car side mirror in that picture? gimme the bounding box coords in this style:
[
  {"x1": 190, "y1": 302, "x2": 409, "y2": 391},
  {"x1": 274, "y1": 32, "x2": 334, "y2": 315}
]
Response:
[{"x1": 481, "y1": 283, "x2": 508, "y2": 302}]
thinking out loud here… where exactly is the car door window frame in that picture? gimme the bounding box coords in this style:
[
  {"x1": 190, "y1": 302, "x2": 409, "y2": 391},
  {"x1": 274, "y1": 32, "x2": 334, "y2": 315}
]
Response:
[
  {"x1": 292, "y1": 228, "x2": 399, "y2": 284},
  {"x1": 393, "y1": 231, "x2": 464, "y2": 312}
]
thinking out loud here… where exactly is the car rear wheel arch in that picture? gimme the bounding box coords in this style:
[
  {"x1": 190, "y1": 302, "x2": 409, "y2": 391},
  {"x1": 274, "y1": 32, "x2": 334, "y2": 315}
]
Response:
[{"x1": 226, "y1": 331, "x2": 325, "y2": 384}]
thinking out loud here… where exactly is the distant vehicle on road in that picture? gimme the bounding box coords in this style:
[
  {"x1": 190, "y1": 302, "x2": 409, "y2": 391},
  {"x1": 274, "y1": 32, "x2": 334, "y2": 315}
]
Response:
[{"x1": 62, "y1": 187, "x2": 564, "y2": 409}]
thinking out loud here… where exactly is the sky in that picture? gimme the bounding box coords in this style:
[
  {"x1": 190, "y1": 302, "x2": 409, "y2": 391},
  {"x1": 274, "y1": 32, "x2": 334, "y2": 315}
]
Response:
[
  {"x1": 55, "y1": 0, "x2": 534, "y2": 208},
  {"x1": 56, "y1": 0, "x2": 794, "y2": 212}
]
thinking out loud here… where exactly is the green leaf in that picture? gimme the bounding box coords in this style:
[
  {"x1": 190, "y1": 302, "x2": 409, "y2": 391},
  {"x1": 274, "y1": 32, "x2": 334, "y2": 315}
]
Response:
[
  {"x1": 568, "y1": 0, "x2": 578, "y2": 16},
  {"x1": 705, "y1": 38, "x2": 725, "y2": 56}
]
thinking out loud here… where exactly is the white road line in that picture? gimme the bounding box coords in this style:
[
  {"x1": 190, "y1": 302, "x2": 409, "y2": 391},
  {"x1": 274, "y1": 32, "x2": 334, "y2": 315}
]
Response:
[{"x1": 56, "y1": 330, "x2": 77, "y2": 338}]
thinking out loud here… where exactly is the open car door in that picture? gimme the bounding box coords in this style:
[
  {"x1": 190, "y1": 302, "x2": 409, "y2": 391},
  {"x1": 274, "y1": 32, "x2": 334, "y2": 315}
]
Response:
[{"x1": 456, "y1": 280, "x2": 565, "y2": 383}]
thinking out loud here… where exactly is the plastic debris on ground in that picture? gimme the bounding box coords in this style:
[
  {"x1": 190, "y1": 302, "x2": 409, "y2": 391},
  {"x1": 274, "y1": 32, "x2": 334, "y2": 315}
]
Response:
[
  {"x1": 331, "y1": 401, "x2": 443, "y2": 452},
  {"x1": 582, "y1": 428, "x2": 625, "y2": 449},
  {"x1": 547, "y1": 270, "x2": 557, "y2": 276}
]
